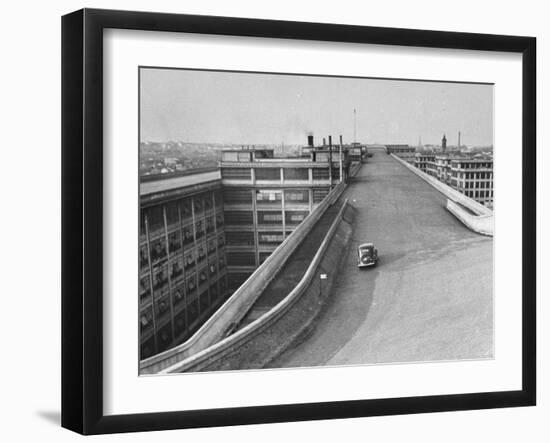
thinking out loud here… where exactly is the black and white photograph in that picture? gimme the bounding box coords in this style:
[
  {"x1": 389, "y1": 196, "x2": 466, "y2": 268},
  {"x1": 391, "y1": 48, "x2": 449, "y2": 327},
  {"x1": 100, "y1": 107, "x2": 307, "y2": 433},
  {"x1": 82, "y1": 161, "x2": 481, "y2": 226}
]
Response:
[{"x1": 138, "y1": 68, "x2": 494, "y2": 375}]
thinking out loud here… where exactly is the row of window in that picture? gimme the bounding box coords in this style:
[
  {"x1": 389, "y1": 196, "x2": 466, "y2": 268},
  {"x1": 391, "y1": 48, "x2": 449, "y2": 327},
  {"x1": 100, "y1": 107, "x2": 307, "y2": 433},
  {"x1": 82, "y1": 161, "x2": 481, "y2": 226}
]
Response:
[
  {"x1": 461, "y1": 189, "x2": 494, "y2": 199},
  {"x1": 452, "y1": 172, "x2": 493, "y2": 180},
  {"x1": 140, "y1": 248, "x2": 227, "y2": 302},
  {"x1": 140, "y1": 275, "x2": 229, "y2": 358},
  {"x1": 140, "y1": 229, "x2": 225, "y2": 270},
  {"x1": 225, "y1": 231, "x2": 287, "y2": 247},
  {"x1": 452, "y1": 162, "x2": 493, "y2": 169},
  {"x1": 142, "y1": 191, "x2": 222, "y2": 235},
  {"x1": 224, "y1": 210, "x2": 309, "y2": 226},
  {"x1": 460, "y1": 181, "x2": 494, "y2": 189},
  {"x1": 140, "y1": 269, "x2": 228, "y2": 333},
  {"x1": 221, "y1": 167, "x2": 342, "y2": 181}
]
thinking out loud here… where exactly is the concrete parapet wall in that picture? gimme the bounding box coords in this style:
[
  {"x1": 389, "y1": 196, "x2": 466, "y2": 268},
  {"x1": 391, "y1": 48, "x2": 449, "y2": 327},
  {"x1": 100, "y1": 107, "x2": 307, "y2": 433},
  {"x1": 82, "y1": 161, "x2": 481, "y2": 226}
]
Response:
[
  {"x1": 446, "y1": 200, "x2": 493, "y2": 236},
  {"x1": 390, "y1": 153, "x2": 493, "y2": 236},
  {"x1": 140, "y1": 181, "x2": 347, "y2": 374},
  {"x1": 159, "y1": 200, "x2": 353, "y2": 373}
]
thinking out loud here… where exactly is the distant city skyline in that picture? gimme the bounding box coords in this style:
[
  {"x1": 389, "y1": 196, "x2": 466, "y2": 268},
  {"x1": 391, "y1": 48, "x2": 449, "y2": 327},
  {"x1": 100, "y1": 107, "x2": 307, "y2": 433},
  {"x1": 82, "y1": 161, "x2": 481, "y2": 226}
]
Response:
[{"x1": 140, "y1": 68, "x2": 494, "y2": 147}]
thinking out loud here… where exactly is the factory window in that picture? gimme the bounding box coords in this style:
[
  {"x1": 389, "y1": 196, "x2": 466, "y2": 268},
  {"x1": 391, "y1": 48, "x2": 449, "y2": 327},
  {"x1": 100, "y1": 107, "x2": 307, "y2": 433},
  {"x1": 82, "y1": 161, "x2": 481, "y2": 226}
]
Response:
[
  {"x1": 255, "y1": 168, "x2": 280, "y2": 181},
  {"x1": 170, "y1": 258, "x2": 184, "y2": 282},
  {"x1": 194, "y1": 197, "x2": 204, "y2": 215},
  {"x1": 285, "y1": 189, "x2": 309, "y2": 204},
  {"x1": 153, "y1": 265, "x2": 168, "y2": 291},
  {"x1": 146, "y1": 206, "x2": 165, "y2": 233},
  {"x1": 184, "y1": 251, "x2": 195, "y2": 270},
  {"x1": 173, "y1": 309, "x2": 187, "y2": 338},
  {"x1": 165, "y1": 202, "x2": 180, "y2": 226},
  {"x1": 223, "y1": 189, "x2": 253, "y2": 204},
  {"x1": 258, "y1": 231, "x2": 284, "y2": 246},
  {"x1": 187, "y1": 298, "x2": 199, "y2": 331},
  {"x1": 204, "y1": 194, "x2": 213, "y2": 211},
  {"x1": 285, "y1": 211, "x2": 309, "y2": 225},
  {"x1": 209, "y1": 260, "x2": 217, "y2": 275},
  {"x1": 283, "y1": 168, "x2": 309, "y2": 181},
  {"x1": 198, "y1": 268, "x2": 208, "y2": 285},
  {"x1": 150, "y1": 239, "x2": 167, "y2": 263},
  {"x1": 216, "y1": 214, "x2": 224, "y2": 228},
  {"x1": 224, "y1": 211, "x2": 253, "y2": 225},
  {"x1": 313, "y1": 188, "x2": 330, "y2": 203},
  {"x1": 312, "y1": 168, "x2": 330, "y2": 180},
  {"x1": 182, "y1": 224, "x2": 194, "y2": 245},
  {"x1": 139, "y1": 274, "x2": 151, "y2": 301},
  {"x1": 186, "y1": 276, "x2": 197, "y2": 294},
  {"x1": 140, "y1": 244, "x2": 149, "y2": 270},
  {"x1": 158, "y1": 323, "x2": 173, "y2": 351},
  {"x1": 195, "y1": 220, "x2": 205, "y2": 239},
  {"x1": 168, "y1": 230, "x2": 181, "y2": 254},
  {"x1": 331, "y1": 168, "x2": 341, "y2": 180},
  {"x1": 217, "y1": 233, "x2": 225, "y2": 248},
  {"x1": 140, "y1": 306, "x2": 153, "y2": 334},
  {"x1": 206, "y1": 216, "x2": 215, "y2": 233},
  {"x1": 207, "y1": 239, "x2": 216, "y2": 254},
  {"x1": 221, "y1": 168, "x2": 251, "y2": 180},
  {"x1": 256, "y1": 189, "x2": 282, "y2": 206},
  {"x1": 199, "y1": 291, "x2": 210, "y2": 315},
  {"x1": 227, "y1": 251, "x2": 256, "y2": 267},
  {"x1": 155, "y1": 292, "x2": 171, "y2": 319},
  {"x1": 140, "y1": 336, "x2": 155, "y2": 360},
  {"x1": 218, "y1": 255, "x2": 226, "y2": 270},
  {"x1": 226, "y1": 231, "x2": 255, "y2": 246},
  {"x1": 197, "y1": 243, "x2": 207, "y2": 263},
  {"x1": 173, "y1": 286, "x2": 185, "y2": 308},
  {"x1": 315, "y1": 152, "x2": 330, "y2": 162},
  {"x1": 258, "y1": 211, "x2": 283, "y2": 225},
  {"x1": 180, "y1": 200, "x2": 192, "y2": 220}
]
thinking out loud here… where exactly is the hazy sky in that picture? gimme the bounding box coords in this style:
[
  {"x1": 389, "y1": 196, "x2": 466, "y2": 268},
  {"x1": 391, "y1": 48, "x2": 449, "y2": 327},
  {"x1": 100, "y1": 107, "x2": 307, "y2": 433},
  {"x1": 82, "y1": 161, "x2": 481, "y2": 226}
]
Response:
[{"x1": 140, "y1": 68, "x2": 493, "y2": 147}]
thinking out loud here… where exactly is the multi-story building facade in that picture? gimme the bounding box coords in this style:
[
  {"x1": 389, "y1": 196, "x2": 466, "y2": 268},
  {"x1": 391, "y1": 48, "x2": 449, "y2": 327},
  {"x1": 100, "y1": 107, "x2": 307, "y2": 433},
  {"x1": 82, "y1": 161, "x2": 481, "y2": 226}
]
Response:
[
  {"x1": 219, "y1": 146, "x2": 350, "y2": 291},
  {"x1": 449, "y1": 157, "x2": 494, "y2": 207},
  {"x1": 414, "y1": 152, "x2": 436, "y2": 173},
  {"x1": 139, "y1": 171, "x2": 229, "y2": 359},
  {"x1": 414, "y1": 148, "x2": 493, "y2": 208},
  {"x1": 432, "y1": 155, "x2": 456, "y2": 185}
]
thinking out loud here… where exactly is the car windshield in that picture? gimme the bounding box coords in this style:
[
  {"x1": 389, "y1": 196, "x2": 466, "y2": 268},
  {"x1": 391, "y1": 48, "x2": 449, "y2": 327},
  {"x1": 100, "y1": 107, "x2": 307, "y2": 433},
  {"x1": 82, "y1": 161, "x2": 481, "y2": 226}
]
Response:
[{"x1": 360, "y1": 246, "x2": 373, "y2": 253}]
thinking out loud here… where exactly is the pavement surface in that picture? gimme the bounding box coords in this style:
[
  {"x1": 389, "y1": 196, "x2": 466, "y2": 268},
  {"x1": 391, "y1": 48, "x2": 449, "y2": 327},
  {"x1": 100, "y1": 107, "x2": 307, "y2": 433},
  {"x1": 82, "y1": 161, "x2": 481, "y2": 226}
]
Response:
[{"x1": 269, "y1": 152, "x2": 494, "y2": 368}]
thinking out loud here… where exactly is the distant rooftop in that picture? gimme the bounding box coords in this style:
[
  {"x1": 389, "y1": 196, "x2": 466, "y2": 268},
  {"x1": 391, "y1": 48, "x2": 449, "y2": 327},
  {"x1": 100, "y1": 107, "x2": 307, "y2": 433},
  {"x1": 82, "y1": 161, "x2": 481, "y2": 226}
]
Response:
[{"x1": 140, "y1": 169, "x2": 221, "y2": 197}]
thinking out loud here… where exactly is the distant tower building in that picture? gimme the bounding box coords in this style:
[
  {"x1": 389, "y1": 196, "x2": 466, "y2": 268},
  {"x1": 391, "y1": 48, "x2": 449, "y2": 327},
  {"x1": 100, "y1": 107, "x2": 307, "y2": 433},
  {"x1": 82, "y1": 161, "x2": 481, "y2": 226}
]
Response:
[{"x1": 442, "y1": 134, "x2": 447, "y2": 153}]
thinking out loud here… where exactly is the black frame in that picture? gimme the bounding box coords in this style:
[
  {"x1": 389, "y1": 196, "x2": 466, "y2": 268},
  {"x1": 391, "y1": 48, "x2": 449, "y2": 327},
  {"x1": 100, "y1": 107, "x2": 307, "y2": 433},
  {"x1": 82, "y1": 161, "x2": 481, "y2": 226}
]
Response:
[{"x1": 62, "y1": 8, "x2": 536, "y2": 435}]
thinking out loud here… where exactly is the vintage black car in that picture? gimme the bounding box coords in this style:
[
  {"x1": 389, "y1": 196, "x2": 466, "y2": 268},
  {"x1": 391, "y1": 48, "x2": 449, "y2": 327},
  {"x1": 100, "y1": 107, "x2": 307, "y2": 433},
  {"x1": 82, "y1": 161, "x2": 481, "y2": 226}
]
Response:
[{"x1": 357, "y1": 242, "x2": 378, "y2": 268}]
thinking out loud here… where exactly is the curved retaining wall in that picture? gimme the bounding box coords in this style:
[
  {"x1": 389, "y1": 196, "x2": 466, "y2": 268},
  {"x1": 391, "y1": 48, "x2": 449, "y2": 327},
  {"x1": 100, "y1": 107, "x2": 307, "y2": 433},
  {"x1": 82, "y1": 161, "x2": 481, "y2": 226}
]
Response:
[
  {"x1": 446, "y1": 200, "x2": 493, "y2": 236},
  {"x1": 159, "y1": 199, "x2": 351, "y2": 373},
  {"x1": 140, "y1": 181, "x2": 347, "y2": 374},
  {"x1": 390, "y1": 153, "x2": 493, "y2": 236}
]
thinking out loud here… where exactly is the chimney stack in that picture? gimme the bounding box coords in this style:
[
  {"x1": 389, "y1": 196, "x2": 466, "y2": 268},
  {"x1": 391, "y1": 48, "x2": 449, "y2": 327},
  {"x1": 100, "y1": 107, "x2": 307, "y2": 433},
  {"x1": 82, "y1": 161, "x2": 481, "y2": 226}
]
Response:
[
  {"x1": 328, "y1": 135, "x2": 332, "y2": 150},
  {"x1": 307, "y1": 134, "x2": 314, "y2": 147}
]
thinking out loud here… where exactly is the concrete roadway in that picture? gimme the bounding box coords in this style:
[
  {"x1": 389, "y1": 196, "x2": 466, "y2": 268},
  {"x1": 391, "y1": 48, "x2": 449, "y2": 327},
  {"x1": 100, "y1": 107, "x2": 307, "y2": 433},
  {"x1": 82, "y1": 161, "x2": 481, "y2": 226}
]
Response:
[{"x1": 269, "y1": 152, "x2": 493, "y2": 368}]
